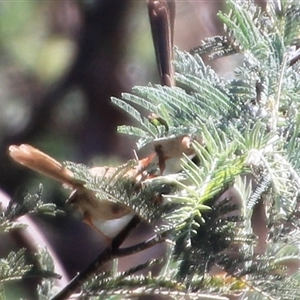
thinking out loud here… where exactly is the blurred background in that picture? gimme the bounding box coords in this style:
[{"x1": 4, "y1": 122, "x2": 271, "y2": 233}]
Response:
[{"x1": 0, "y1": 0, "x2": 268, "y2": 298}]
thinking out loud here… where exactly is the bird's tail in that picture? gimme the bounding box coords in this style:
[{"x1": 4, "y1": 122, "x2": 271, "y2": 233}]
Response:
[{"x1": 9, "y1": 144, "x2": 77, "y2": 187}]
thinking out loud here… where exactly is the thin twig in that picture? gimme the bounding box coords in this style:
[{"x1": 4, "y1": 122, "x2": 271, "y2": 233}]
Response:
[
  {"x1": 50, "y1": 215, "x2": 142, "y2": 300},
  {"x1": 114, "y1": 231, "x2": 168, "y2": 257},
  {"x1": 288, "y1": 47, "x2": 300, "y2": 66}
]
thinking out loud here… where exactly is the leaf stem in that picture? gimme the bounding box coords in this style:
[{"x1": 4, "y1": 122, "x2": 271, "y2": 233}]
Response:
[{"x1": 271, "y1": 53, "x2": 287, "y2": 131}]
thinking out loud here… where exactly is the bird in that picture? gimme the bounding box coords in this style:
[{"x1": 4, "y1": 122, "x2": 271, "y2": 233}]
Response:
[{"x1": 8, "y1": 144, "x2": 155, "y2": 238}]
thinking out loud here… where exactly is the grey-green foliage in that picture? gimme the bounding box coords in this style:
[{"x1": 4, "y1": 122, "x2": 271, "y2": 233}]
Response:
[
  {"x1": 106, "y1": 0, "x2": 300, "y2": 299},
  {"x1": 35, "y1": 0, "x2": 300, "y2": 298},
  {"x1": 3, "y1": 184, "x2": 64, "y2": 225},
  {"x1": 37, "y1": 248, "x2": 62, "y2": 300},
  {"x1": 0, "y1": 248, "x2": 60, "y2": 300},
  {"x1": 0, "y1": 186, "x2": 63, "y2": 299},
  {"x1": 0, "y1": 249, "x2": 32, "y2": 284},
  {"x1": 112, "y1": 50, "x2": 235, "y2": 150},
  {"x1": 0, "y1": 184, "x2": 63, "y2": 234}
]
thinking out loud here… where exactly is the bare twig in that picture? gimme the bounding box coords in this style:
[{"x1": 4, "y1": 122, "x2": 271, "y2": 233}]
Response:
[
  {"x1": 50, "y1": 215, "x2": 142, "y2": 300},
  {"x1": 115, "y1": 231, "x2": 168, "y2": 257}
]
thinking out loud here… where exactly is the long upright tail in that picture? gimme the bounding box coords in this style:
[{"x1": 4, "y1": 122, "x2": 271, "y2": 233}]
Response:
[{"x1": 9, "y1": 144, "x2": 77, "y2": 187}]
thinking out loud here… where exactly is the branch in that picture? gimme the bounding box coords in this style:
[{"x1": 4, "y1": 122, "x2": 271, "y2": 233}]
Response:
[
  {"x1": 114, "y1": 231, "x2": 169, "y2": 257},
  {"x1": 50, "y1": 215, "x2": 142, "y2": 300}
]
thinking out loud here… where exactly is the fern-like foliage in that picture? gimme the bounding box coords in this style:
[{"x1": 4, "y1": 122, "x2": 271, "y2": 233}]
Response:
[
  {"x1": 3, "y1": 184, "x2": 64, "y2": 224},
  {"x1": 112, "y1": 48, "x2": 235, "y2": 150},
  {"x1": 0, "y1": 184, "x2": 64, "y2": 234},
  {"x1": 81, "y1": 259, "x2": 230, "y2": 300},
  {"x1": 36, "y1": 248, "x2": 62, "y2": 300},
  {"x1": 100, "y1": 1, "x2": 300, "y2": 299},
  {"x1": 0, "y1": 247, "x2": 59, "y2": 295},
  {"x1": 0, "y1": 187, "x2": 63, "y2": 298},
  {"x1": 0, "y1": 249, "x2": 33, "y2": 284}
]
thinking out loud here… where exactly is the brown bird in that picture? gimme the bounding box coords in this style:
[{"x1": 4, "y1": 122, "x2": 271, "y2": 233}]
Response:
[{"x1": 8, "y1": 144, "x2": 155, "y2": 238}]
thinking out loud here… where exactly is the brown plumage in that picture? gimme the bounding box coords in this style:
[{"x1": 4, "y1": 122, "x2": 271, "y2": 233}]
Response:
[{"x1": 8, "y1": 144, "x2": 153, "y2": 225}]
